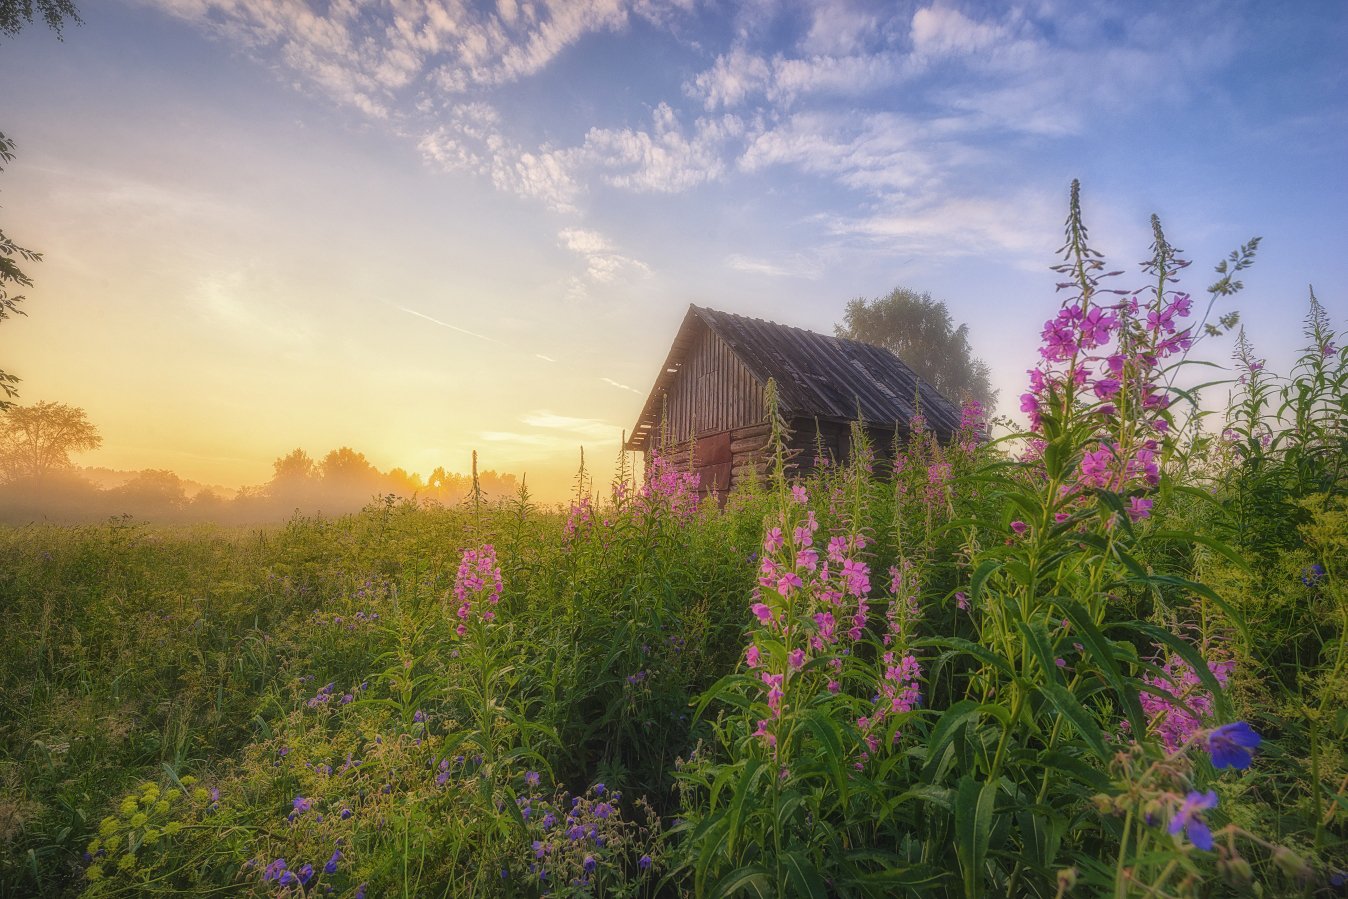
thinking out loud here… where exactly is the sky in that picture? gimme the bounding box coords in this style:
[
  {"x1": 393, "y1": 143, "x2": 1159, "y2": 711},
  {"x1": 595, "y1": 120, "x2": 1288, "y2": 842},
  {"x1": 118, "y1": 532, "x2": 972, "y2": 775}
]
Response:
[{"x1": 1, "y1": 0, "x2": 1345, "y2": 501}]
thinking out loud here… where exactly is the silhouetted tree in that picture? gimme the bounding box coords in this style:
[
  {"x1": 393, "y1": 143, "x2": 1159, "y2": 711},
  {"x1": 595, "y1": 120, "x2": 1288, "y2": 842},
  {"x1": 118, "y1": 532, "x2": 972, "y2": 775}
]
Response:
[
  {"x1": 0, "y1": 400, "x2": 101, "y2": 481},
  {"x1": 836, "y1": 287, "x2": 997, "y2": 410},
  {"x1": 1, "y1": 3, "x2": 81, "y2": 405},
  {"x1": 0, "y1": 0, "x2": 82, "y2": 38}
]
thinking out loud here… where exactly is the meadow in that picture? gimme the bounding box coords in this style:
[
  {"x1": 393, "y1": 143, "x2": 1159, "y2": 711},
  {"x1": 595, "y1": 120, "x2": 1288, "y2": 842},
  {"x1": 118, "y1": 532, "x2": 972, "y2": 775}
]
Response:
[{"x1": 2, "y1": 196, "x2": 1346, "y2": 897}]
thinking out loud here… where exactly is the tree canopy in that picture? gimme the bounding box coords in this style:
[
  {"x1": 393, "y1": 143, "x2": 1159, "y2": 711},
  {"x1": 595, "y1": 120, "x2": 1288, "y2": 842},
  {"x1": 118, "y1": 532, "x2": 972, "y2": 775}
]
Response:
[
  {"x1": 0, "y1": 0, "x2": 82, "y2": 39},
  {"x1": 836, "y1": 287, "x2": 997, "y2": 411},
  {"x1": 0, "y1": 400, "x2": 101, "y2": 481}
]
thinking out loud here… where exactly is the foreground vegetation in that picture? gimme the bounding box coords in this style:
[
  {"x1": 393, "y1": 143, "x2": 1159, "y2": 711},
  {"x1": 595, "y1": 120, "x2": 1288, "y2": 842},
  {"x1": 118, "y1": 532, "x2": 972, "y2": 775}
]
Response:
[{"x1": 3, "y1": 193, "x2": 1347, "y2": 896}]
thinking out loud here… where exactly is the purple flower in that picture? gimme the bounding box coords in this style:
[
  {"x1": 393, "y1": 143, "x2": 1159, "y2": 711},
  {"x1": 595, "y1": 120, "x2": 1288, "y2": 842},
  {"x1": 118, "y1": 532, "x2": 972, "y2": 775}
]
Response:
[
  {"x1": 355, "y1": 884, "x2": 367, "y2": 899},
  {"x1": 293, "y1": 796, "x2": 311, "y2": 814},
  {"x1": 583, "y1": 854, "x2": 597, "y2": 872},
  {"x1": 297, "y1": 863, "x2": 314, "y2": 886},
  {"x1": 525, "y1": 771, "x2": 540, "y2": 788},
  {"x1": 340, "y1": 807, "x2": 352, "y2": 819},
  {"x1": 1169, "y1": 790, "x2": 1218, "y2": 851},
  {"x1": 413, "y1": 710, "x2": 426, "y2": 723},
  {"x1": 1206, "y1": 721, "x2": 1261, "y2": 770},
  {"x1": 263, "y1": 858, "x2": 288, "y2": 882},
  {"x1": 325, "y1": 850, "x2": 341, "y2": 875},
  {"x1": 594, "y1": 783, "x2": 606, "y2": 796},
  {"x1": 638, "y1": 854, "x2": 652, "y2": 871},
  {"x1": 593, "y1": 802, "x2": 612, "y2": 819},
  {"x1": 1009, "y1": 520, "x2": 1028, "y2": 535}
]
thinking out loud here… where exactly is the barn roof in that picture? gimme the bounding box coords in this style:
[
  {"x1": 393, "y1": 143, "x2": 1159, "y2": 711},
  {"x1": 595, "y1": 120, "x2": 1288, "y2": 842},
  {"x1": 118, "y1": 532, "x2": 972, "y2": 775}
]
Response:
[{"x1": 626, "y1": 305, "x2": 962, "y2": 450}]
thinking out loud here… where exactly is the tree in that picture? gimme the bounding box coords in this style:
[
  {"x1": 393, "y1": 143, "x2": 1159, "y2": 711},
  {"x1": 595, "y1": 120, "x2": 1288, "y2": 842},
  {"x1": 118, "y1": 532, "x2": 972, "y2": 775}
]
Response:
[
  {"x1": 0, "y1": 400, "x2": 101, "y2": 481},
  {"x1": 0, "y1": 1, "x2": 82, "y2": 39},
  {"x1": 1, "y1": 2, "x2": 81, "y2": 406},
  {"x1": 0, "y1": 133, "x2": 41, "y2": 409},
  {"x1": 836, "y1": 287, "x2": 997, "y2": 411}
]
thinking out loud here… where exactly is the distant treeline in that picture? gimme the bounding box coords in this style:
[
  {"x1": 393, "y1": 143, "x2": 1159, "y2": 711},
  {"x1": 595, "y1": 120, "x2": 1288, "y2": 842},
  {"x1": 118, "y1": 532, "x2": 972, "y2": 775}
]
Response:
[{"x1": 0, "y1": 447, "x2": 520, "y2": 525}]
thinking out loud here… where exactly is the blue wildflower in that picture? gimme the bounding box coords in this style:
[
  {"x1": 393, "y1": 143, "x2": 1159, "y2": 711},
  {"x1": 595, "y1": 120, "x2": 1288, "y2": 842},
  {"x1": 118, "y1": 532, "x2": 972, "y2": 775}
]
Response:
[
  {"x1": 1169, "y1": 790, "x2": 1218, "y2": 851},
  {"x1": 525, "y1": 771, "x2": 540, "y2": 787},
  {"x1": 297, "y1": 863, "x2": 314, "y2": 886},
  {"x1": 583, "y1": 855, "x2": 596, "y2": 873},
  {"x1": 1206, "y1": 721, "x2": 1261, "y2": 770},
  {"x1": 639, "y1": 854, "x2": 652, "y2": 871},
  {"x1": 325, "y1": 850, "x2": 341, "y2": 875}
]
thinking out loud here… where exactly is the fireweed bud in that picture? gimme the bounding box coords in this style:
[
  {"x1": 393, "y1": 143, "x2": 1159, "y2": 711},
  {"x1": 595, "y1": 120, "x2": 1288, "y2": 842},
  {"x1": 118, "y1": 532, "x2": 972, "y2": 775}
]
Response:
[
  {"x1": 1057, "y1": 867, "x2": 1078, "y2": 891},
  {"x1": 1273, "y1": 847, "x2": 1312, "y2": 880}
]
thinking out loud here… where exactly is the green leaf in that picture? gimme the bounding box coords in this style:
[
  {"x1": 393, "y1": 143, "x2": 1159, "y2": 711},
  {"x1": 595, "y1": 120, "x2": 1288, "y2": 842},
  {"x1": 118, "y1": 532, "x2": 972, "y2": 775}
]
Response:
[
  {"x1": 955, "y1": 775, "x2": 996, "y2": 899},
  {"x1": 781, "y1": 851, "x2": 829, "y2": 898},
  {"x1": 712, "y1": 865, "x2": 774, "y2": 898}
]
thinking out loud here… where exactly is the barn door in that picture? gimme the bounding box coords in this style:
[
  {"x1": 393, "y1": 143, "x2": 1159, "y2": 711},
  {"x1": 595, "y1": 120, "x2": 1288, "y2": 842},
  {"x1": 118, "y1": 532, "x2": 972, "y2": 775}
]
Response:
[{"x1": 694, "y1": 430, "x2": 732, "y2": 498}]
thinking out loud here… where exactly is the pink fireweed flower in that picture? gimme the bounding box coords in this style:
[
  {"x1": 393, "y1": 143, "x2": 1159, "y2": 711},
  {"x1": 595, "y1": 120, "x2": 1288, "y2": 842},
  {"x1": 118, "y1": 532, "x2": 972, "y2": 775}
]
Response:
[
  {"x1": 744, "y1": 645, "x2": 761, "y2": 669},
  {"x1": 788, "y1": 648, "x2": 806, "y2": 670},
  {"x1": 826, "y1": 535, "x2": 849, "y2": 564},
  {"x1": 954, "y1": 591, "x2": 969, "y2": 611},
  {"x1": 761, "y1": 672, "x2": 785, "y2": 718},
  {"x1": 752, "y1": 719, "x2": 776, "y2": 749},
  {"x1": 775, "y1": 571, "x2": 803, "y2": 597},
  {"x1": 1127, "y1": 496, "x2": 1153, "y2": 522},
  {"x1": 841, "y1": 558, "x2": 871, "y2": 598},
  {"x1": 792, "y1": 524, "x2": 813, "y2": 548},
  {"x1": 453, "y1": 545, "x2": 503, "y2": 634},
  {"x1": 751, "y1": 603, "x2": 775, "y2": 626},
  {"x1": 795, "y1": 548, "x2": 819, "y2": 573},
  {"x1": 791, "y1": 484, "x2": 808, "y2": 504},
  {"x1": 812, "y1": 611, "x2": 836, "y2": 648},
  {"x1": 1140, "y1": 654, "x2": 1235, "y2": 751},
  {"x1": 764, "y1": 527, "x2": 785, "y2": 553},
  {"x1": 1009, "y1": 520, "x2": 1028, "y2": 535}
]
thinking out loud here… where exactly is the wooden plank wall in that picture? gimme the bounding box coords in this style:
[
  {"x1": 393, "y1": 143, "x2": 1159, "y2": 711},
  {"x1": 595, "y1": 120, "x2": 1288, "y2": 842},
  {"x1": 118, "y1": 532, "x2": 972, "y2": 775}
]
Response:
[{"x1": 660, "y1": 325, "x2": 766, "y2": 446}]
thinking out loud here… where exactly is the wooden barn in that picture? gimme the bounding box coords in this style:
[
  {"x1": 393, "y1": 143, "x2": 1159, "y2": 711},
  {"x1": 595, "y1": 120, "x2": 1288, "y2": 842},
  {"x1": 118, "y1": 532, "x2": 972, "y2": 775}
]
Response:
[{"x1": 625, "y1": 305, "x2": 961, "y2": 494}]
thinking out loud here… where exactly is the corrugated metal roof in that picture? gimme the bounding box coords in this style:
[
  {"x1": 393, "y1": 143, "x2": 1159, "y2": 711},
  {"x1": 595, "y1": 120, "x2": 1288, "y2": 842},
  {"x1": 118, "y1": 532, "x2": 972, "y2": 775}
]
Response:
[{"x1": 627, "y1": 305, "x2": 961, "y2": 449}]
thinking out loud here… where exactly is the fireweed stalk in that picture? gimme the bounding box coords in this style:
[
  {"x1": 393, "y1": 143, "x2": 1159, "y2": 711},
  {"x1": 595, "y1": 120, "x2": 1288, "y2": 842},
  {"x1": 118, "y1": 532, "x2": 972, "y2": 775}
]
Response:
[{"x1": 450, "y1": 545, "x2": 508, "y2": 773}]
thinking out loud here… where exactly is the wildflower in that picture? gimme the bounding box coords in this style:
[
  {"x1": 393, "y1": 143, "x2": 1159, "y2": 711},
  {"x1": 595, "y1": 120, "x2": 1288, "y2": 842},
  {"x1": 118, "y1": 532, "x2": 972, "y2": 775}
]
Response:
[
  {"x1": 1206, "y1": 722, "x2": 1261, "y2": 770},
  {"x1": 594, "y1": 802, "x2": 612, "y2": 819},
  {"x1": 325, "y1": 850, "x2": 342, "y2": 875},
  {"x1": 297, "y1": 863, "x2": 315, "y2": 886},
  {"x1": 954, "y1": 591, "x2": 969, "y2": 611},
  {"x1": 791, "y1": 484, "x2": 808, "y2": 504},
  {"x1": 744, "y1": 645, "x2": 761, "y2": 668},
  {"x1": 340, "y1": 807, "x2": 352, "y2": 819},
  {"x1": 1168, "y1": 790, "x2": 1218, "y2": 851},
  {"x1": 292, "y1": 796, "x2": 311, "y2": 814},
  {"x1": 525, "y1": 771, "x2": 540, "y2": 788},
  {"x1": 1010, "y1": 520, "x2": 1028, "y2": 535},
  {"x1": 594, "y1": 782, "x2": 606, "y2": 795},
  {"x1": 1127, "y1": 496, "x2": 1153, "y2": 522},
  {"x1": 583, "y1": 854, "x2": 597, "y2": 872},
  {"x1": 776, "y1": 571, "x2": 803, "y2": 596},
  {"x1": 751, "y1": 603, "x2": 775, "y2": 625},
  {"x1": 355, "y1": 884, "x2": 367, "y2": 899},
  {"x1": 639, "y1": 854, "x2": 652, "y2": 871},
  {"x1": 1300, "y1": 564, "x2": 1326, "y2": 587},
  {"x1": 413, "y1": 710, "x2": 425, "y2": 723},
  {"x1": 788, "y1": 648, "x2": 806, "y2": 669},
  {"x1": 263, "y1": 858, "x2": 288, "y2": 882}
]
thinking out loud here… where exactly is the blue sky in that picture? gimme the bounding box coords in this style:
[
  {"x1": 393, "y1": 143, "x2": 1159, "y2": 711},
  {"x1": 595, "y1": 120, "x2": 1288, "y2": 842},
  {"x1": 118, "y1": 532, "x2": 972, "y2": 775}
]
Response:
[{"x1": 1, "y1": 0, "x2": 1345, "y2": 498}]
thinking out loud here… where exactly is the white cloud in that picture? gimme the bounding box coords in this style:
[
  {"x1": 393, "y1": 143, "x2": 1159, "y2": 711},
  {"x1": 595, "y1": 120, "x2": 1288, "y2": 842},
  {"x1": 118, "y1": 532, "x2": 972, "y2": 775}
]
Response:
[
  {"x1": 909, "y1": 6, "x2": 1009, "y2": 58},
  {"x1": 725, "y1": 253, "x2": 824, "y2": 279},
  {"x1": 582, "y1": 103, "x2": 744, "y2": 192},
  {"x1": 601, "y1": 377, "x2": 643, "y2": 394},
  {"x1": 558, "y1": 228, "x2": 650, "y2": 282},
  {"x1": 521, "y1": 411, "x2": 623, "y2": 440}
]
